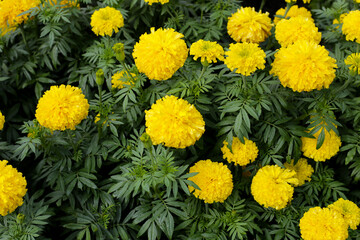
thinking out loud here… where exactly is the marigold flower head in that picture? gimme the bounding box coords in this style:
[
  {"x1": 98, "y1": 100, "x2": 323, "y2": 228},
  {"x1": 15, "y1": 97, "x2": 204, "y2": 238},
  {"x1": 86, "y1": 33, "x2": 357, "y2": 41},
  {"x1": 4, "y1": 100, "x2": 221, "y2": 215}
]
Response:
[
  {"x1": 275, "y1": 17, "x2": 321, "y2": 47},
  {"x1": 224, "y1": 42, "x2": 266, "y2": 76},
  {"x1": 287, "y1": 0, "x2": 311, "y2": 2},
  {"x1": 299, "y1": 207, "x2": 348, "y2": 240},
  {"x1": 0, "y1": 0, "x2": 40, "y2": 36},
  {"x1": 0, "y1": 111, "x2": 4, "y2": 130},
  {"x1": 221, "y1": 137, "x2": 258, "y2": 166},
  {"x1": 328, "y1": 198, "x2": 360, "y2": 230},
  {"x1": 47, "y1": 0, "x2": 79, "y2": 8},
  {"x1": 145, "y1": 95, "x2": 205, "y2": 148},
  {"x1": 344, "y1": 53, "x2": 360, "y2": 75},
  {"x1": 0, "y1": 160, "x2": 27, "y2": 216},
  {"x1": 274, "y1": 5, "x2": 312, "y2": 25},
  {"x1": 133, "y1": 28, "x2": 188, "y2": 81},
  {"x1": 270, "y1": 40, "x2": 337, "y2": 92},
  {"x1": 111, "y1": 70, "x2": 135, "y2": 89},
  {"x1": 190, "y1": 40, "x2": 224, "y2": 64},
  {"x1": 188, "y1": 160, "x2": 233, "y2": 204},
  {"x1": 251, "y1": 165, "x2": 298, "y2": 210},
  {"x1": 144, "y1": 0, "x2": 169, "y2": 5},
  {"x1": 227, "y1": 7, "x2": 272, "y2": 43},
  {"x1": 342, "y1": 10, "x2": 360, "y2": 44},
  {"x1": 284, "y1": 158, "x2": 313, "y2": 186},
  {"x1": 35, "y1": 85, "x2": 89, "y2": 131},
  {"x1": 90, "y1": 6, "x2": 124, "y2": 37},
  {"x1": 301, "y1": 128, "x2": 341, "y2": 162}
]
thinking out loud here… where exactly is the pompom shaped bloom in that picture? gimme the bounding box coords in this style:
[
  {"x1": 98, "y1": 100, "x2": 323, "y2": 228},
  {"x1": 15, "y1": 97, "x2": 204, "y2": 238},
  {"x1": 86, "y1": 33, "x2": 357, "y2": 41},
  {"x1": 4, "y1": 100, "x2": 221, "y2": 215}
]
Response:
[
  {"x1": 145, "y1": 95, "x2": 205, "y2": 148},
  {"x1": 0, "y1": 0, "x2": 40, "y2": 35},
  {"x1": 221, "y1": 137, "x2": 258, "y2": 166},
  {"x1": 342, "y1": 10, "x2": 360, "y2": 43},
  {"x1": 0, "y1": 160, "x2": 27, "y2": 216},
  {"x1": 133, "y1": 28, "x2": 188, "y2": 80},
  {"x1": 0, "y1": 111, "x2": 4, "y2": 130},
  {"x1": 274, "y1": 5, "x2": 312, "y2": 25},
  {"x1": 275, "y1": 17, "x2": 321, "y2": 47},
  {"x1": 270, "y1": 41, "x2": 337, "y2": 92},
  {"x1": 90, "y1": 6, "x2": 124, "y2": 37},
  {"x1": 328, "y1": 198, "x2": 360, "y2": 230},
  {"x1": 301, "y1": 128, "x2": 341, "y2": 162},
  {"x1": 251, "y1": 165, "x2": 298, "y2": 210},
  {"x1": 284, "y1": 158, "x2": 314, "y2": 186},
  {"x1": 224, "y1": 42, "x2": 266, "y2": 76},
  {"x1": 144, "y1": 0, "x2": 169, "y2": 5},
  {"x1": 299, "y1": 207, "x2": 348, "y2": 240},
  {"x1": 190, "y1": 40, "x2": 224, "y2": 64},
  {"x1": 188, "y1": 160, "x2": 233, "y2": 203},
  {"x1": 344, "y1": 53, "x2": 360, "y2": 75},
  {"x1": 111, "y1": 70, "x2": 135, "y2": 89},
  {"x1": 227, "y1": 7, "x2": 272, "y2": 43},
  {"x1": 35, "y1": 85, "x2": 89, "y2": 131}
]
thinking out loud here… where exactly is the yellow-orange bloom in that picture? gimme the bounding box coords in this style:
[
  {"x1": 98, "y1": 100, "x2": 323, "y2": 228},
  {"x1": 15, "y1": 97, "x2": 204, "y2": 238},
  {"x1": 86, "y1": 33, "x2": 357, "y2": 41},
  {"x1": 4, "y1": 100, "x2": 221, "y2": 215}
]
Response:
[
  {"x1": 0, "y1": 111, "x2": 4, "y2": 130},
  {"x1": 284, "y1": 158, "x2": 313, "y2": 186},
  {"x1": 227, "y1": 7, "x2": 272, "y2": 43},
  {"x1": 342, "y1": 10, "x2": 360, "y2": 43},
  {"x1": 190, "y1": 40, "x2": 224, "y2": 64},
  {"x1": 274, "y1": 5, "x2": 313, "y2": 25},
  {"x1": 328, "y1": 198, "x2": 360, "y2": 230},
  {"x1": 144, "y1": 0, "x2": 169, "y2": 5},
  {"x1": 90, "y1": 6, "x2": 124, "y2": 37},
  {"x1": 221, "y1": 137, "x2": 258, "y2": 166}
]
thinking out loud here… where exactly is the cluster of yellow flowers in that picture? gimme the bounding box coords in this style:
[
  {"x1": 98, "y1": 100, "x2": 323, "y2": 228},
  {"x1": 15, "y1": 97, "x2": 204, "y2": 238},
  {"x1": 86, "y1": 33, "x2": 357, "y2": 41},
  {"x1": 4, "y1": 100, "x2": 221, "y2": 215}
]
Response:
[
  {"x1": 35, "y1": 85, "x2": 89, "y2": 131},
  {"x1": 301, "y1": 127, "x2": 341, "y2": 162},
  {"x1": 133, "y1": 28, "x2": 188, "y2": 81},
  {"x1": 190, "y1": 39, "x2": 224, "y2": 64},
  {"x1": 90, "y1": 6, "x2": 124, "y2": 37},
  {"x1": 47, "y1": 0, "x2": 79, "y2": 8},
  {"x1": 342, "y1": 10, "x2": 360, "y2": 44},
  {"x1": 0, "y1": 0, "x2": 40, "y2": 35},
  {"x1": 0, "y1": 160, "x2": 27, "y2": 216},
  {"x1": 251, "y1": 165, "x2": 298, "y2": 210},
  {"x1": 111, "y1": 70, "x2": 136, "y2": 89},
  {"x1": 188, "y1": 160, "x2": 233, "y2": 204},
  {"x1": 221, "y1": 137, "x2": 258, "y2": 166},
  {"x1": 145, "y1": 95, "x2": 205, "y2": 148},
  {"x1": 274, "y1": 5, "x2": 312, "y2": 24},
  {"x1": 300, "y1": 198, "x2": 360, "y2": 240},
  {"x1": 0, "y1": 111, "x2": 4, "y2": 130},
  {"x1": 224, "y1": 42, "x2": 266, "y2": 76}
]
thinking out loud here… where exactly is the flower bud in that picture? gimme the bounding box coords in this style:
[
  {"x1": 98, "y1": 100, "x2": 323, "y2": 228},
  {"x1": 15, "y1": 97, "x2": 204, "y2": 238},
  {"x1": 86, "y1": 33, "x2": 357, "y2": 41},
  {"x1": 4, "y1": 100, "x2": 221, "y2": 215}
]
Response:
[
  {"x1": 113, "y1": 43, "x2": 125, "y2": 62},
  {"x1": 96, "y1": 69, "x2": 104, "y2": 86}
]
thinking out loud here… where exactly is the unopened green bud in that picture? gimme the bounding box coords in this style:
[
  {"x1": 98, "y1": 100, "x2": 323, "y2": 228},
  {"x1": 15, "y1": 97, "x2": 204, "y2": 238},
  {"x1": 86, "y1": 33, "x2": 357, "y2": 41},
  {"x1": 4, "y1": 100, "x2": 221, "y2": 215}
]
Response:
[
  {"x1": 17, "y1": 213, "x2": 25, "y2": 224},
  {"x1": 140, "y1": 132, "x2": 153, "y2": 150},
  {"x1": 201, "y1": 59, "x2": 210, "y2": 68},
  {"x1": 96, "y1": 69, "x2": 104, "y2": 86},
  {"x1": 113, "y1": 43, "x2": 125, "y2": 62}
]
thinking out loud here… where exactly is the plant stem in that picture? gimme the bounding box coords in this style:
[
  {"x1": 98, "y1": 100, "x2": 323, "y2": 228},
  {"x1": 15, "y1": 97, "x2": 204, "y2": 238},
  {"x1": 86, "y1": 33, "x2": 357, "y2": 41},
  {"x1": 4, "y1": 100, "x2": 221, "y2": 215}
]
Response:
[
  {"x1": 19, "y1": 25, "x2": 30, "y2": 53},
  {"x1": 259, "y1": 0, "x2": 267, "y2": 11},
  {"x1": 283, "y1": 3, "x2": 293, "y2": 19},
  {"x1": 241, "y1": 75, "x2": 247, "y2": 90},
  {"x1": 120, "y1": 61, "x2": 136, "y2": 83}
]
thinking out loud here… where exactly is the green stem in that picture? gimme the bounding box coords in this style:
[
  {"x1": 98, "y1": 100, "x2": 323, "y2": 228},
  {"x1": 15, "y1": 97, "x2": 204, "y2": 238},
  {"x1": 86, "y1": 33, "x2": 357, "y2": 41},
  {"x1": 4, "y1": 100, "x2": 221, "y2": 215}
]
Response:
[
  {"x1": 197, "y1": 65, "x2": 208, "y2": 82},
  {"x1": 356, "y1": 44, "x2": 359, "y2": 53},
  {"x1": 19, "y1": 25, "x2": 30, "y2": 53},
  {"x1": 283, "y1": 3, "x2": 293, "y2": 19},
  {"x1": 259, "y1": 0, "x2": 267, "y2": 11},
  {"x1": 120, "y1": 61, "x2": 136, "y2": 83},
  {"x1": 241, "y1": 75, "x2": 247, "y2": 90}
]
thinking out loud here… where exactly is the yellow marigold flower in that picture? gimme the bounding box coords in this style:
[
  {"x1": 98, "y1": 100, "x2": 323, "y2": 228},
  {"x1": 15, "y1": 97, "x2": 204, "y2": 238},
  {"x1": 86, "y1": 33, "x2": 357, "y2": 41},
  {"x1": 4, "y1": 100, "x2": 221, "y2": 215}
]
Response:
[
  {"x1": 328, "y1": 198, "x2": 360, "y2": 230},
  {"x1": 275, "y1": 17, "x2": 321, "y2": 47},
  {"x1": 144, "y1": 0, "x2": 169, "y2": 5},
  {"x1": 251, "y1": 165, "x2": 298, "y2": 210},
  {"x1": 227, "y1": 7, "x2": 272, "y2": 43},
  {"x1": 47, "y1": 0, "x2": 79, "y2": 8},
  {"x1": 145, "y1": 95, "x2": 205, "y2": 148},
  {"x1": 90, "y1": 6, "x2": 124, "y2": 37},
  {"x1": 0, "y1": 160, "x2": 27, "y2": 216},
  {"x1": 284, "y1": 158, "x2": 314, "y2": 186},
  {"x1": 190, "y1": 40, "x2": 224, "y2": 64},
  {"x1": 0, "y1": 0, "x2": 40, "y2": 36},
  {"x1": 274, "y1": 5, "x2": 313, "y2": 25},
  {"x1": 270, "y1": 41, "x2": 337, "y2": 92},
  {"x1": 299, "y1": 207, "x2": 348, "y2": 240},
  {"x1": 188, "y1": 160, "x2": 233, "y2": 204},
  {"x1": 0, "y1": 111, "x2": 4, "y2": 130},
  {"x1": 133, "y1": 28, "x2": 188, "y2": 81},
  {"x1": 111, "y1": 70, "x2": 135, "y2": 89},
  {"x1": 35, "y1": 85, "x2": 89, "y2": 131},
  {"x1": 301, "y1": 128, "x2": 341, "y2": 162},
  {"x1": 344, "y1": 53, "x2": 360, "y2": 75},
  {"x1": 224, "y1": 42, "x2": 266, "y2": 76},
  {"x1": 342, "y1": 10, "x2": 360, "y2": 44},
  {"x1": 221, "y1": 137, "x2": 258, "y2": 166}
]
